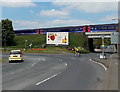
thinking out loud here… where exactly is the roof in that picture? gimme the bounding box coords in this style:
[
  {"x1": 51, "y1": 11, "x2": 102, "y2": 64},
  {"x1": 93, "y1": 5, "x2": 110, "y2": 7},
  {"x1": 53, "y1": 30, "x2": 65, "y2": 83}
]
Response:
[{"x1": 10, "y1": 50, "x2": 21, "y2": 52}]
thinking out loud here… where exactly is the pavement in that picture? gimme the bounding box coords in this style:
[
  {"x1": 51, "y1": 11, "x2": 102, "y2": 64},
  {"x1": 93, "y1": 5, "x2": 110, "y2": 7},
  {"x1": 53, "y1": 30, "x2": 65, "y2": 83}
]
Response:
[{"x1": 91, "y1": 53, "x2": 118, "y2": 90}]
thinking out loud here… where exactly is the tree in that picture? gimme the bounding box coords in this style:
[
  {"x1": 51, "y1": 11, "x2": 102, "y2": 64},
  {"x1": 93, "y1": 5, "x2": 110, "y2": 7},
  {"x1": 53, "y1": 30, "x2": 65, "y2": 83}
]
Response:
[{"x1": 1, "y1": 19, "x2": 15, "y2": 46}]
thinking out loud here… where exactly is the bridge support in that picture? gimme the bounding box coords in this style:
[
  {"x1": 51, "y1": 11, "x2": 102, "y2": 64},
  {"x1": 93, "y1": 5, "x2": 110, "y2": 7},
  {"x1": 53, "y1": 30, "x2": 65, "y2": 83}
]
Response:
[{"x1": 88, "y1": 38, "x2": 95, "y2": 52}]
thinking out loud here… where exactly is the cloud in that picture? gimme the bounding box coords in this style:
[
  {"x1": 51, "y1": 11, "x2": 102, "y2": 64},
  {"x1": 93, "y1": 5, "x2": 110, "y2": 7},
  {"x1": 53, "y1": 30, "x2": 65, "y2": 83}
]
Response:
[
  {"x1": 13, "y1": 20, "x2": 40, "y2": 29},
  {"x1": 100, "y1": 15, "x2": 118, "y2": 22},
  {"x1": 13, "y1": 19, "x2": 93, "y2": 29},
  {"x1": 26, "y1": 0, "x2": 119, "y2": 2},
  {"x1": 52, "y1": 2, "x2": 118, "y2": 13},
  {"x1": 39, "y1": 9, "x2": 69, "y2": 18},
  {"x1": 1, "y1": 0, "x2": 36, "y2": 7},
  {"x1": 45, "y1": 19, "x2": 92, "y2": 27}
]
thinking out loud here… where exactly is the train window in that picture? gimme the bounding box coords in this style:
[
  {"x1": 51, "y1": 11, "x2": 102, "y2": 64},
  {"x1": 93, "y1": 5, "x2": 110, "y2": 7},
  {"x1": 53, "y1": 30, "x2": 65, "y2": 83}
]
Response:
[
  {"x1": 74, "y1": 28, "x2": 79, "y2": 30},
  {"x1": 101, "y1": 26, "x2": 107, "y2": 30},
  {"x1": 107, "y1": 26, "x2": 115, "y2": 30}
]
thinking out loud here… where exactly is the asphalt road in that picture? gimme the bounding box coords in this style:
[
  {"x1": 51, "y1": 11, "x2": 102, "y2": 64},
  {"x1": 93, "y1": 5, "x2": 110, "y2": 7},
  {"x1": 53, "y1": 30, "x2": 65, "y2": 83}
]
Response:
[{"x1": 2, "y1": 53, "x2": 107, "y2": 90}]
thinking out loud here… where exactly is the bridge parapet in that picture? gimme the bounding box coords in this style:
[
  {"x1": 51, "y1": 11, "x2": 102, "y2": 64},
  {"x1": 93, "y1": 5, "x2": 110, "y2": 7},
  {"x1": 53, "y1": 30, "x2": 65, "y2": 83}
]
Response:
[{"x1": 85, "y1": 32, "x2": 113, "y2": 38}]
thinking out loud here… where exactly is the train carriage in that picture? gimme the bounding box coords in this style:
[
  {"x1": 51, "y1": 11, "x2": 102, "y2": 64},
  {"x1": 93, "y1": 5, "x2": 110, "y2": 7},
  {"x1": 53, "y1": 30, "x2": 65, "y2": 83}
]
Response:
[{"x1": 14, "y1": 23, "x2": 117, "y2": 35}]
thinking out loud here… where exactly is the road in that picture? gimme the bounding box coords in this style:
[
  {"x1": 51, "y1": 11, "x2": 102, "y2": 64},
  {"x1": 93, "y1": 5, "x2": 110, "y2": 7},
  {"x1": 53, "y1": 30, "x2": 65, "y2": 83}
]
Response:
[{"x1": 2, "y1": 53, "x2": 107, "y2": 90}]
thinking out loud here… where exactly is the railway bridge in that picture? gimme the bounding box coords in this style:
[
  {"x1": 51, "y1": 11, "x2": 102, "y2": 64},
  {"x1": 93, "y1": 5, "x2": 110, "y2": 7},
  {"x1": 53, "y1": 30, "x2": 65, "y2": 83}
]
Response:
[
  {"x1": 14, "y1": 23, "x2": 118, "y2": 52},
  {"x1": 85, "y1": 32, "x2": 117, "y2": 52}
]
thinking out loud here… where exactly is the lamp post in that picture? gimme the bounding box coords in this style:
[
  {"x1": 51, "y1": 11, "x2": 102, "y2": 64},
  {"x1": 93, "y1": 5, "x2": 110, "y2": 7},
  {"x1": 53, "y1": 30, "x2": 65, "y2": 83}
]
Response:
[{"x1": 112, "y1": 18, "x2": 120, "y2": 59}]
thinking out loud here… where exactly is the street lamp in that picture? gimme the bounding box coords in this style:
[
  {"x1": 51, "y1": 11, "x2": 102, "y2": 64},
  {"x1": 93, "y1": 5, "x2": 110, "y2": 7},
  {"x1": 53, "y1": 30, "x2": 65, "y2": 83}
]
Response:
[{"x1": 112, "y1": 18, "x2": 120, "y2": 59}]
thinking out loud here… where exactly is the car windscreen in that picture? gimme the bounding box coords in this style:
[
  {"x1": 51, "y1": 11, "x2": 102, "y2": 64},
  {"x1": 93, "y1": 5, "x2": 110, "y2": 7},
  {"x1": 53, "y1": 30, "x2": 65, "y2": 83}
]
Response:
[{"x1": 11, "y1": 51, "x2": 21, "y2": 54}]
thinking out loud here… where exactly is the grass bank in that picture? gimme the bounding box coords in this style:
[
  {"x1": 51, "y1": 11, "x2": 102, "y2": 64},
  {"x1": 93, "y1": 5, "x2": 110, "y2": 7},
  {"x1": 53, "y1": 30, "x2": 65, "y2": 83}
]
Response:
[{"x1": 4, "y1": 32, "x2": 89, "y2": 54}]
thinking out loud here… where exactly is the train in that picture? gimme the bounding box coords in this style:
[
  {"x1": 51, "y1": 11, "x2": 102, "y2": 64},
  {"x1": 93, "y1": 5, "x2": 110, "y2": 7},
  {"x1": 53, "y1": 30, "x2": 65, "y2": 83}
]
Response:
[{"x1": 14, "y1": 23, "x2": 118, "y2": 35}]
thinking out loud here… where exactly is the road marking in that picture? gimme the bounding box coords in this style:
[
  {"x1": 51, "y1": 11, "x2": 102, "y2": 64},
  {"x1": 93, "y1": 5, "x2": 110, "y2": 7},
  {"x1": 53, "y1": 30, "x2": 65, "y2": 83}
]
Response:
[
  {"x1": 89, "y1": 59, "x2": 107, "y2": 71},
  {"x1": 10, "y1": 62, "x2": 37, "y2": 75},
  {"x1": 32, "y1": 63, "x2": 36, "y2": 67},
  {"x1": 10, "y1": 69, "x2": 23, "y2": 74},
  {"x1": 42, "y1": 58, "x2": 46, "y2": 61},
  {"x1": 72, "y1": 58, "x2": 75, "y2": 59},
  {"x1": 115, "y1": 63, "x2": 118, "y2": 65},
  {"x1": 39, "y1": 58, "x2": 46, "y2": 61},
  {"x1": 65, "y1": 63, "x2": 67, "y2": 66},
  {"x1": 36, "y1": 72, "x2": 61, "y2": 86},
  {"x1": 57, "y1": 58, "x2": 63, "y2": 61},
  {"x1": 10, "y1": 72, "x2": 15, "y2": 74}
]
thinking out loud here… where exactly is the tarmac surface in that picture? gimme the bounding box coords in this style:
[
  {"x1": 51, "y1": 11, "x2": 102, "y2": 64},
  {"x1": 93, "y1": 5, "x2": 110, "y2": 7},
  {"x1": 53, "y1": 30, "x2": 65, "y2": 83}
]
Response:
[
  {"x1": 91, "y1": 53, "x2": 118, "y2": 90},
  {"x1": 1, "y1": 52, "x2": 118, "y2": 91},
  {"x1": 2, "y1": 53, "x2": 106, "y2": 90}
]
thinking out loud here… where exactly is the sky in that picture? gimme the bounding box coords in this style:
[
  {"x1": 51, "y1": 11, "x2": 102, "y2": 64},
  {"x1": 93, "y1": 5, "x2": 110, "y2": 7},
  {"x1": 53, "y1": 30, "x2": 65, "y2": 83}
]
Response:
[{"x1": 1, "y1": 0, "x2": 119, "y2": 30}]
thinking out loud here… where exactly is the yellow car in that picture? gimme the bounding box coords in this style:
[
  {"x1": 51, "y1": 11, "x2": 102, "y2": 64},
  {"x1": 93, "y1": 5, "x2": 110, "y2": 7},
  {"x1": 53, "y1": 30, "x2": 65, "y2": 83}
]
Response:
[{"x1": 9, "y1": 50, "x2": 23, "y2": 62}]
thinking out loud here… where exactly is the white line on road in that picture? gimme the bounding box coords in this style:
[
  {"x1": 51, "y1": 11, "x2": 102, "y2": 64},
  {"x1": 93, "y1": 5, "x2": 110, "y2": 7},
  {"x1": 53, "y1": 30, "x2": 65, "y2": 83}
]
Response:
[
  {"x1": 89, "y1": 59, "x2": 107, "y2": 71},
  {"x1": 72, "y1": 58, "x2": 76, "y2": 59},
  {"x1": 65, "y1": 63, "x2": 67, "y2": 66},
  {"x1": 10, "y1": 72, "x2": 15, "y2": 74},
  {"x1": 10, "y1": 69, "x2": 24, "y2": 74},
  {"x1": 42, "y1": 58, "x2": 46, "y2": 61},
  {"x1": 36, "y1": 72, "x2": 61, "y2": 86},
  {"x1": 10, "y1": 62, "x2": 37, "y2": 75},
  {"x1": 39, "y1": 58, "x2": 46, "y2": 61},
  {"x1": 57, "y1": 58, "x2": 63, "y2": 61},
  {"x1": 32, "y1": 63, "x2": 36, "y2": 67}
]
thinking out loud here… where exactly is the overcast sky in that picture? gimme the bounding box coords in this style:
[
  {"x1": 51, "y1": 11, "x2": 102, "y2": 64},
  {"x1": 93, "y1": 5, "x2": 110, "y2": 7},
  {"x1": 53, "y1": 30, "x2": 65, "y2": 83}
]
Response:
[{"x1": 1, "y1": 0, "x2": 119, "y2": 30}]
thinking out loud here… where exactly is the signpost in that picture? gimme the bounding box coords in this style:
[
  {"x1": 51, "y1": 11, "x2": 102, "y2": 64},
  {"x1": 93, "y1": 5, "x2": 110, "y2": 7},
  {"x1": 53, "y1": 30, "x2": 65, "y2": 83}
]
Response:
[
  {"x1": 111, "y1": 32, "x2": 120, "y2": 44},
  {"x1": 100, "y1": 35, "x2": 106, "y2": 59}
]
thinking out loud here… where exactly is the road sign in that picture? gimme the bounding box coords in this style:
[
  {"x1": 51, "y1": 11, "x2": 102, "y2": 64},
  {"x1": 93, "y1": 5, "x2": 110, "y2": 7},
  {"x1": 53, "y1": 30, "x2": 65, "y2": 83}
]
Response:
[{"x1": 111, "y1": 32, "x2": 120, "y2": 44}]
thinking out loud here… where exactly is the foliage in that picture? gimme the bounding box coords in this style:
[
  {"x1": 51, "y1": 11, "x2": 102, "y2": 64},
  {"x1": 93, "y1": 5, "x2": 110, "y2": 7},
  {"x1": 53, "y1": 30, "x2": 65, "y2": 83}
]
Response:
[
  {"x1": 13, "y1": 34, "x2": 46, "y2": 48},
  {"x1": 69, "y1": 32, "x2": 89, "y2": 50},
  {"x1": 93, "y1": 38, "x2": 111, "y2": 49},
  {"x1": 1, "y1": 19, "x2": 15, "y2": 46},
  {"x1": 9, "y1": 32, "x2": 89, "y2": 53}
]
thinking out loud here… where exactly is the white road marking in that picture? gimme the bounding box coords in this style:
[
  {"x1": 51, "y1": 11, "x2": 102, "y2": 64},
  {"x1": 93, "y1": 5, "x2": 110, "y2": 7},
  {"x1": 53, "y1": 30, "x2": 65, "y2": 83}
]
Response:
[
  {"x1": 89, "y1": 59, "x2": 107, "y2": 71},
  {"x1": 32, "y1": 63, "x2": 36, "y2": 67},
  {"x1": 10, "y1": 69, "x2": 23, "y2": 75},
  {"x1": 10, "y1": 72, "x2": 15, "y2": 74},
  {"x1": 72, "y1": 58, "x2": 75, "y2": 59},
  {"x1": 42, "y1": 58, "x2": 46, "y2": 61},
  {"x1": 57, "y1": 58, "x2": 63, "y2": 61},
  {"x1": 39, "y1": 58, "x2": 46, "y2": 61},
  {"x1": 115, "y1": 63, "x2": 118, "y2": 65},
  {"x1": 10, "y1": 62, "x2": 37, "y2": 75},
  {"x1": 65, "y1": 63, "x2": 67, "y2": 66},
  {"x1": 36, "y1": 72, "x2": 61, "y2": 86}
]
